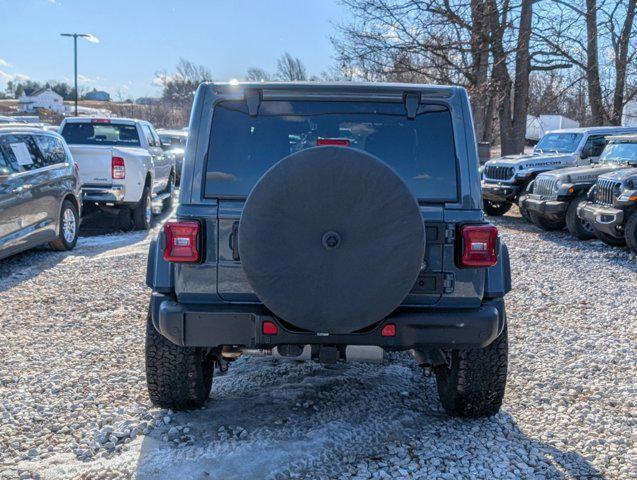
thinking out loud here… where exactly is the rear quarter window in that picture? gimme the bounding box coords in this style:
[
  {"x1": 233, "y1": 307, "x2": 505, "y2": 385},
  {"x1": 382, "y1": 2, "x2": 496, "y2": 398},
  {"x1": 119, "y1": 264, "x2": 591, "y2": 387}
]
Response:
[{"x1": 204, "y1": 100, "x2": 459, "y2": 201}]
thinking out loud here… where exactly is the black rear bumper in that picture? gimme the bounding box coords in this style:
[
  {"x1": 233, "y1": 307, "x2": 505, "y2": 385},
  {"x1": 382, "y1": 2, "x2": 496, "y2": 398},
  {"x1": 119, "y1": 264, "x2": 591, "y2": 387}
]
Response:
[{"x1": 150, "y1": 294, "x2": 506, "y2": 350}]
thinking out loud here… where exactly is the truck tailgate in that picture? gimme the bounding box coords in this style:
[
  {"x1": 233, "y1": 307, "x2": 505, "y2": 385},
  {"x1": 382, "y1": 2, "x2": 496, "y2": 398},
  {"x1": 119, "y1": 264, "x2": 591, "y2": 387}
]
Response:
[{"x1": 68, "y1": 145, "x2": 114, "y2": 185}]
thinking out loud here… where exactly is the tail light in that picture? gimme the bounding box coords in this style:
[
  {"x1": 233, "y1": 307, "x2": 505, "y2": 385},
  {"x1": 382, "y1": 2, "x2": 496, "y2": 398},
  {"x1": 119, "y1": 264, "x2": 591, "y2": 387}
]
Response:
[
  {"x1": 460, "y1": 225, "x2": 499, "y2": 267},
  {"x1": 163, "y1": 221, "x2": 201, "y2": 263},
  {"x1": 112, "y1": 156, "x2": 125, "y2": 179},
  {"x1": 317, "y1": 138, "x2": 350, "y2": 146}
]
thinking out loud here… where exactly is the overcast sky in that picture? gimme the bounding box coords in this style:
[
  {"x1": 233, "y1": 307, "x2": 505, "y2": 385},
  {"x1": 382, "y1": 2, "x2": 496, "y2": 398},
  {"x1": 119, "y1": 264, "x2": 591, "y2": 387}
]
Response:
[{"x1": 0, "y1": 0, "x2": 345, "y2": 98}]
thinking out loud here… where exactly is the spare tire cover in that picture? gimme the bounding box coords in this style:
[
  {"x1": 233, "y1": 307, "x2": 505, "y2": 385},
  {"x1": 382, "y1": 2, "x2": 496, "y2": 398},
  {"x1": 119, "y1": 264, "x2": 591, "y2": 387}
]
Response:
[{"x1": 239, "y1": 146, "x2": 425, "y2": 334}]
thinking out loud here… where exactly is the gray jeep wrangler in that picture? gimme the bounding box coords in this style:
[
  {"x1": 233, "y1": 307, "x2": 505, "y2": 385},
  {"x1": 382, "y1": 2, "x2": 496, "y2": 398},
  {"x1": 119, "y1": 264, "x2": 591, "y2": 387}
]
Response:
[
  {"x1": 520, "y1": 134, "x2": 637, "y2": 238},
  {"x1": 145, "y1": 82, "x2": 511, "y2": 418},
  {"x1": 578, "y1": 135, "x2": 637, "y2": 251}
]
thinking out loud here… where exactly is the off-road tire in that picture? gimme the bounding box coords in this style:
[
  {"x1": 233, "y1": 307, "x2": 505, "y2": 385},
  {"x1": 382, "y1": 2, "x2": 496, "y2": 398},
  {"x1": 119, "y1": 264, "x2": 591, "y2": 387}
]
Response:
[
  {"x1": 145, "y1": 309, "x2": 214, "y2": 410},
  {"x1": 435, "y1": 324, "x2": 508, "y2": 418},
  {"x1": 625, "y1": 213, "x2": 637, "y2": 254},
  {"x1": 483, "y1": 200, "x2": 512, "y2": 217},
  {"x1": 163, "y1": 171, "x2": 175, "y2": 210},
  {"x1": 594, "y1": 229, "x2": 626, "y2": 247},
  {"x1": 49, "y1": 200, "x2": 79, "y2": 251},
  {"x1": 133, "y1": 186, "x2": 152, "y2": 230},
  {"x1": 518, "y1": 185, "x2": 532, "y2": 222},
  {"x1": 530, "y1": 211, "x2": 565, "y2": 231},
  {"x1": 566, "y1": 195, "x2": 595, "y2": 240}
]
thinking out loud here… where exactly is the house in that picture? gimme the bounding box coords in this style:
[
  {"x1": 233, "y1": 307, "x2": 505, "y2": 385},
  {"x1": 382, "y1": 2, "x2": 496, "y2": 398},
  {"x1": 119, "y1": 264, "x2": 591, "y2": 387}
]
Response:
[
  {"x1": 18, "y1": 88, "x2": 64, "y2": 114},
  {"x1": 83, "y1": 89, "x2": 111, "y2": 101}
]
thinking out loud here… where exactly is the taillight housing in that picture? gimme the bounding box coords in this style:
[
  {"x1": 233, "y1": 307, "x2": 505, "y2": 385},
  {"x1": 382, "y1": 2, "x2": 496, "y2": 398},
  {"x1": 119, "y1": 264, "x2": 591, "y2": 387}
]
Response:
[
  {"x1": 112, "y1": 156, "x2": 125, "y2": 179},
  {"x1": 460, "y1": 224, "x2": 499, "y2": 267},
  {"x1": 163, "y1": 221, "x2": 201, "y2": 263}
]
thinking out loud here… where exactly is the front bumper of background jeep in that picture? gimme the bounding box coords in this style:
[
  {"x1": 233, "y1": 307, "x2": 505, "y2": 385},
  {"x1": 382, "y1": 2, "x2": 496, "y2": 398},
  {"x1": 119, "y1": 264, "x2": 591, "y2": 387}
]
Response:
[
  {"x1": 481, "y1": 181, "x2": 520, "y2": 203},
  {"x1": 577, "y1": 202, "x2": 625, "y2": 237},
  {"x1": 520, "y1": 194, "x2": 569, "y2": 217},
  {"x1": 149, "y1": 293, "x2": 505, "y2": 351}
]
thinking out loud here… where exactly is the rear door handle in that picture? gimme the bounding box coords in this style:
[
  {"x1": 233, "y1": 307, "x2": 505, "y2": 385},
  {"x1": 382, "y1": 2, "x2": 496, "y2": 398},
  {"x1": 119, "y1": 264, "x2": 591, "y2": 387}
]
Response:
[
  {"x1": 12, "y1": 184, "x2": 32, "y2": 194},
  {"x1": 229, "y1": 221, "x2": 240, "y2": 261}
]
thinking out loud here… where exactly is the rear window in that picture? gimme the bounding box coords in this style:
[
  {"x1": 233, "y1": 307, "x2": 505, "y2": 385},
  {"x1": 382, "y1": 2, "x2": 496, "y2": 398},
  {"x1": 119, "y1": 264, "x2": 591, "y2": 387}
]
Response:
[
  {"x1": 205, "y1": 100, "x2": 458, "y2": 201},
  {"x1": 61, "y1": 122, "x2": 140, "y2": 147}
]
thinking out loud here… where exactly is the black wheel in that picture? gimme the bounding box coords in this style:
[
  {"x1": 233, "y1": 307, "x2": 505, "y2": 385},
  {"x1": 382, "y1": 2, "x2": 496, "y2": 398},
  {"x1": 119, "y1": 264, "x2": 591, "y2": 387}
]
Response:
[
  {"x1": 49, "y1": 199, "x2": 79, "y2": 251},
  {"x1": 435, "y1": 323, "x2": 508, "y2": 418},
  {"x1": 529, "y1": 211, "x2": 565, "y2": 231},
  {"x1": 133, "y1": 186, "x2": 152, "y2": 230},
  {"x1": 145, "y1": 307, "x2": 214, "y2": 410},
  {"x1": 117, "y1": 207, "x2": 134, "y2": 231},
  {"x1": 163, "y1": 171, "x2": 175, "y2": 210},
  {"x1": 518, "y1": 185, "x2": 532, "y2": 222},
  {"x1": 566, "y1": 195, "x2": 595, "y2": 240},
  {"x1": 483, "y1": 200, "x2": 512, "y2": 217},
  {"x1": 625, "y1": 213, "x2": 637, "y2": 254},
  {"x1": 594, "y1": 229, "x2": 626, "y2": 247}
]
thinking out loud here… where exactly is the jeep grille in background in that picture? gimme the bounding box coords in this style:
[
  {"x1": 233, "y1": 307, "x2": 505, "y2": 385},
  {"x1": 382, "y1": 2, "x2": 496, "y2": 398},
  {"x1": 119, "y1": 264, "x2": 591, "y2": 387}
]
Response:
[
  {"x1": 484, "y1": 165, "x2": 514, "y2": 181},
  {"x1": 595, "y1": 178, "x2": 622, "y2": 205},
  {"x1": 533, "y1": 177, "x2": 558, "y2": 198}
]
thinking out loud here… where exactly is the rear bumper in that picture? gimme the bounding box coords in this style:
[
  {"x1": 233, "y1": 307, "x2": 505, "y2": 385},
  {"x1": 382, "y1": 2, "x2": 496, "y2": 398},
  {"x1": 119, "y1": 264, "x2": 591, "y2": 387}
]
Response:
[
  {"x1": 82, "y1": 185, "x2": 126, "y2": 203},
  {"x1": 577, "y1": 202, "x2": 624, "y2": 237},
  {"x1": 150, "y1": 294, "x2": 506, "y2": 350},
  {"x1": 481, "y1": 182, "x2": 520, "y2": 202},
  {"x1": 520, "y1": 195, "x2": 568, "y2": 216}
]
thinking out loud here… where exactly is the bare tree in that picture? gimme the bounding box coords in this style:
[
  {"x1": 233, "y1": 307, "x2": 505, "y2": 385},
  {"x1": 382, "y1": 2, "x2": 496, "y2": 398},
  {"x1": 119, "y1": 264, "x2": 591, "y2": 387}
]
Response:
[
  {"x1": 246, "y1": 67, "x2": 272, "y2": 82},
  {"x1": 158, "y1": 58, "x2": 213, "y2": 107},
  {"x1": 276, "y1": 53, "x2": 308, "y2": 81}
]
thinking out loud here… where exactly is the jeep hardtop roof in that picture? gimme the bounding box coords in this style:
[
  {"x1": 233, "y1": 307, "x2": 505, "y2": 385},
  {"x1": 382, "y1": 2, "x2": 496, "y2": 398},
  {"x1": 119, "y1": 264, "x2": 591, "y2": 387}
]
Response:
[
  {"x1": 545, "y1": 126, "x2": 637, "y2": 135},
  {"x1": 207, "y1": 81, "x2": 460, "y2": 98}
]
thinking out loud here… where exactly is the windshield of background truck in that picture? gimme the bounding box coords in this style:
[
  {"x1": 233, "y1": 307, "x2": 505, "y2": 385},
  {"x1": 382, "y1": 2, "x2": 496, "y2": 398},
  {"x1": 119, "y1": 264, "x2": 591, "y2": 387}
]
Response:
[
  {"x1": 534, "y1": 133, "x2": 583, "y2": 154},
  {"x1": 61, "y1": 122, "x2": 141, "y2": 147},
  {"x1": 599, "y1": 142, "x2": 637, "y2": 164},
  {"x1": 205, "y1": 100, "x2": 459, "y2": 201}
]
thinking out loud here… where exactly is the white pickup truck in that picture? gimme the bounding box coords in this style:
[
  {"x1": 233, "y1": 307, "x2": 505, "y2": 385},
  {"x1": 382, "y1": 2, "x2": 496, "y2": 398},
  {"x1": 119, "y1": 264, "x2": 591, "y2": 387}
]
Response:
[{"x1": 59, "y1": 117, "x2": 175, "y2": 229}]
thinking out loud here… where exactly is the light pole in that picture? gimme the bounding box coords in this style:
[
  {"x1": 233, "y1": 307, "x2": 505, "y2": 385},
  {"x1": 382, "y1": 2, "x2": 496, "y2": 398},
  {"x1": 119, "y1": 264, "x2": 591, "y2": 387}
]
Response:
[{"x1": 60, "y1": 33, "x2": 99, "y2": 116}]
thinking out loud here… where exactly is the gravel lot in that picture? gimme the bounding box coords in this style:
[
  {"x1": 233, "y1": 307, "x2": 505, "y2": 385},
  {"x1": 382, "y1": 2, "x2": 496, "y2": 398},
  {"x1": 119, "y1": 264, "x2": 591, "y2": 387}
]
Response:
[{"x1": 0, "y1": 207, "x2": 635, "y2": 479}]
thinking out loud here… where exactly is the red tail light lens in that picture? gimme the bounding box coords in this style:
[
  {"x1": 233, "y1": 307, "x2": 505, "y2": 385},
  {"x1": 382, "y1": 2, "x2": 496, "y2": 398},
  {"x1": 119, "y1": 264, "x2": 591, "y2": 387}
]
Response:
[
  {"x1": 317, "y1": 138, "x2": 350, "y2": 146},
  {"x1": 262, "y1": 321, "x2": 278, "y2": 335},
  {"x1": 381, "y1": 324, "x2": 396, "y2": 337},
  {"x1": 460, "y1": 225, "x2": 498, "y2": 267},
  {"x1": 163, "y1": 221, "x2": 200, "y2": 263},
  {"x1": 112, "y1": 156, "x2": 125, "y2": 179}
]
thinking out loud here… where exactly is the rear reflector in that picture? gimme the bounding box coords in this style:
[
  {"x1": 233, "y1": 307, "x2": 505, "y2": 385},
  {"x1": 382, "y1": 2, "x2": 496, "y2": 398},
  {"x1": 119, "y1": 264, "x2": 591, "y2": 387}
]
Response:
[
  {"x1": 460, "y1": 224, "x2": 498, "y2": 267},
  {"x1": 317, "y1": 138, "x2": 350, "y2": 147},
  {"x1": 112, "y1": 156, "x2": 125, "y2": 179},
  {"x1": 163, "y1": 221, "x2": 200, "y2": 263},
  {"x1": 262, "y1": 321, "x2": 278, "y2": 335},
  {"x1": 381, "y1": 324, "x2": 396, "y2": 337}
]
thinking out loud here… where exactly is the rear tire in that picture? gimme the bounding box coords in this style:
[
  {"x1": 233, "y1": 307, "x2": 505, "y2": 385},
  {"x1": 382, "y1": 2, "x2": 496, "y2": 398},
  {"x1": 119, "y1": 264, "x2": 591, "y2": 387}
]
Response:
[
  {"x1": 133, "y1": 186, "x2": 152, "y2": 230},
  {"x1": 145, "y1": 308, "x2": 214, "y2": 411},
  {"x1": 566, "y1": 195, "x2": 595, "y2": 240},
  {"x1": 530, "y1": 211, "x2": 565, "y2": 231},
  {"x1": 49, "y1": 200, "x2": 79, "y2": 251},
  {"x1": 163, "y1": 171, "x2": 175, "y2": 211},
  {"x1": 625, "y1": 213, "x2": 637, "y2": 254},
  {"x1": 594, "y1": 229, "x2": 626, "y2": 247},
  {"x1": 435, "y1": 324, "x2": 508, "y2": 418},
  {"x1": 483, "y1": 200, "x2": 512, "y2": 217}
]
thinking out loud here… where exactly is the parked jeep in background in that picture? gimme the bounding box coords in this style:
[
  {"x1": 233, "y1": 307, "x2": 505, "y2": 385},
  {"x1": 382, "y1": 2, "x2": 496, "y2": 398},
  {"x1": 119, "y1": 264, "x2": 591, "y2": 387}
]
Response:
[
  {"x1": 0, "y1": 125, "x2": 81, "y2": 260},
  {"x1": 59, "y1": 118, "x2": 175, "y2": 230},
  {"x1": 145, "y1": 82, "x2": 511, "y2": 418},
  {"x1": 520, "y1": 131, "x2": 637, "y2": 238},
  {"x1": 578, "y1": 136, "x2": 637, "y2": 252},
  {"x1": 481, "y1": 127, "x2": 637, "y2": 219},
  {"x1": 157, "y1": 129, "x2": 188, "y2": 185}
]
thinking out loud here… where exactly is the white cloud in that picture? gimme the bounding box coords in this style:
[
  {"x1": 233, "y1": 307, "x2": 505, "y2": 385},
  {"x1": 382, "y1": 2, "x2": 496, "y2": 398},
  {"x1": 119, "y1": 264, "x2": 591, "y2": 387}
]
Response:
[
  {"x1": 77, "y1": 74, "x2": 95, "y2": 83},
  {"x1": 152, "y1": 73, "x2": 176, "y2": 87},
  {"x1": 0, "y1": 70, "x2": 29, "y2": 82},
  {"x1": 0, "y1": 59, "x2": 10, "y2": 68}
]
